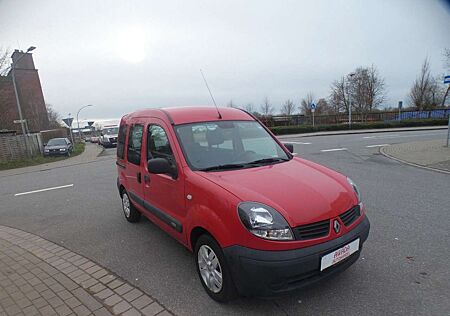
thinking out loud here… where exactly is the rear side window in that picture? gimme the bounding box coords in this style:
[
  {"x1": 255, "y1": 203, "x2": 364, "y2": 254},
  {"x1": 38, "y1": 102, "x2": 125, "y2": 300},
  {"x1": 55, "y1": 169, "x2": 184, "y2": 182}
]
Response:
[
  {"x1": 117, "y1": 124, "x2": 128, "y2": 159},
  {"x1": 127, "y1": 124, "x2": 143, "y2": 165}
]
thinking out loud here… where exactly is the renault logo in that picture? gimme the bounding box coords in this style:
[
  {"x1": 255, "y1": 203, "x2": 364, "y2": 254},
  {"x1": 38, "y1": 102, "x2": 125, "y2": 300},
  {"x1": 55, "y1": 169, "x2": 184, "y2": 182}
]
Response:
[{"x1": 333, "y1": 219, "x2": 341, "y2": 234}]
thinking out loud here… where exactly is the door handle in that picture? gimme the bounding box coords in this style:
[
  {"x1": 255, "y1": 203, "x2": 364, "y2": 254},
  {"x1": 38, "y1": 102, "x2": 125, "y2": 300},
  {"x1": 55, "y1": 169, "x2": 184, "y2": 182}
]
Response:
[
  {"x1": 137, "y1": 172, "x2": 141, "y2": 183},
  {"x1": 144, "y1": 174, "x2": 150, "y2": 184}
]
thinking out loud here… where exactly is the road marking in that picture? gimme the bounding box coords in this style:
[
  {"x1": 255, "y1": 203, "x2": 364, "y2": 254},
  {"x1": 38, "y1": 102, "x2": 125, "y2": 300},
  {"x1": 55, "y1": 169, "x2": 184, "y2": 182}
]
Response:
[
  {"x1": 287, "y1": 141, "x2": 312, "y2": 145},
  {"x1": 366, "y1": 144, "x2": 390, "y2": 148},
  {"x1": 320, "y1": 148, "x2": 347, "y2": 152},
  {"x1": 363, "y1": 132, "x2": 444, "y2": 140},
  {"x1": 14, "y1": 184, "x2": 74, "y2": 196}
]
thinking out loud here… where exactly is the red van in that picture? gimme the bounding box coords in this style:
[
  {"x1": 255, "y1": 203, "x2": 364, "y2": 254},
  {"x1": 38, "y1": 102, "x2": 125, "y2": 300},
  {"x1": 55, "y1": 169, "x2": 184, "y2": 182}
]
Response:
[{"x1": 116, "y1": 106, "x2": 370, "y2": 302}]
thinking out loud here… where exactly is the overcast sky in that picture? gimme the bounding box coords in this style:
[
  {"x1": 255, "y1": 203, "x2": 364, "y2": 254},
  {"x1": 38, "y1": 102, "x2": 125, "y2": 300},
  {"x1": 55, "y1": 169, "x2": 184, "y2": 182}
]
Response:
[{"x1": 1, "y1": 0, "x2": 449, "y2": 121}]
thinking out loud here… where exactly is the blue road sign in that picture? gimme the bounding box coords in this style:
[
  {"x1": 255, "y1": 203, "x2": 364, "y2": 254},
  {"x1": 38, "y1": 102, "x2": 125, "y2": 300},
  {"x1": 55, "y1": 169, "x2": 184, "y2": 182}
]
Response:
[
  {"x1": 310, "y1": 102, "x2": 317, "y2": 110},
  {"x1": 444, "y1": 75, "x2": 450, "y2": 84}
]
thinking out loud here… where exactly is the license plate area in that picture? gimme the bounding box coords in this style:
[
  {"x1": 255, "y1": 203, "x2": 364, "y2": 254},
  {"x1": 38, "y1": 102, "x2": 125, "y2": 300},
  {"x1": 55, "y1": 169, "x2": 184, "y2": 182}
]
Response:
[{"x1": 320, "y1": 238, "x2": 360, "y2": 271}]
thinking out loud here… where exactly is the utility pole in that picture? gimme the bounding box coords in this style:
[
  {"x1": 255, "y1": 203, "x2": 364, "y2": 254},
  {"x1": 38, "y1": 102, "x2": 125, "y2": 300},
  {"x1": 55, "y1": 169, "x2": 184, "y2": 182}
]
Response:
[
  {"x1": 348, "y1": 72, "x2": 355, "y2": 129},
  {"x1": 11, "y1": 46, "x2": 36, "y2": 157}
]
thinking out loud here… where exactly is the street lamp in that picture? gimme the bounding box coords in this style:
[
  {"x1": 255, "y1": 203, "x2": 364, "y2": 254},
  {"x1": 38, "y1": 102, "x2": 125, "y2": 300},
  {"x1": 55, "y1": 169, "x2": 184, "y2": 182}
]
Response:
[
  {"x1": 347, "y1": 72, "x2": 355, "y2": 128},
  {"x1": 76, "y1": 104, "x2": 93, "y2": 142},
  {"x1": 11, "y1": 45, "x2": 36, "y2": 157}
]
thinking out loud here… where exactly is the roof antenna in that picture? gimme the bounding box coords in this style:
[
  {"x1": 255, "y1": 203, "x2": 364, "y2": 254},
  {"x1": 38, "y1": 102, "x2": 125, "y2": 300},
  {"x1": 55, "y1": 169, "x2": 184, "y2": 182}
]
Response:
[{"x1": 200, "y1": 69, "x2": 222, "y2": 119}]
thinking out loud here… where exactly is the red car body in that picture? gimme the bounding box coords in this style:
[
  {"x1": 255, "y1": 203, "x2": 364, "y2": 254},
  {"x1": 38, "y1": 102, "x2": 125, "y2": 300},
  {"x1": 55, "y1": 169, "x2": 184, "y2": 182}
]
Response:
[{"x1": 116, "y1": 106, "x2": 370, "y2": 300}]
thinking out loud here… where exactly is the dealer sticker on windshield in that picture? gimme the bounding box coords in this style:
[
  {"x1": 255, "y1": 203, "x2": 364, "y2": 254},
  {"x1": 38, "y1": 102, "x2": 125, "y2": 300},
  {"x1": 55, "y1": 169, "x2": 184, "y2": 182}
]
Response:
[{"x1": 320, "y1": 238, "x2": 360, "y2": 271}]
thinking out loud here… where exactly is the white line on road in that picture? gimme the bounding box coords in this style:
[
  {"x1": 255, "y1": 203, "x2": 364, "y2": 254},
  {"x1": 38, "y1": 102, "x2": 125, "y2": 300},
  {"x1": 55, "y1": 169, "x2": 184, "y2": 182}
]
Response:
[
  {"x1": 363, "y1": 132, "x2": 444, "y2": 139},
  {"x1": 366, "y1": 144, "x2": 390, "y2": 148},
  {"x1": 288, "y1": 141, "x2": 312, "y2": 145},
  {"x1": 320, "y1": 148, "x2": 348, "y2": 152},
  {"x1": 14, "y1": 184, "x2": 74, "y2": 196}
]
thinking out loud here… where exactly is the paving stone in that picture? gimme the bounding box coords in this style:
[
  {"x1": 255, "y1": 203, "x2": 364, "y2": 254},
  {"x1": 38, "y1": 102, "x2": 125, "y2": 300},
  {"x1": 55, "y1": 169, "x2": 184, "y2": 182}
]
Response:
[
  {"x1": 89, "y1": 283, "x2": 106, "y2": 294},
  {"x1": 103, "y1": 294, "x2": 122, "y2": 307},
  {"x1": 122, "y1": 308, "x2": 142, "y2": 316},
  {"x1": 32, "y1": 297, "x2": 48, "y2": 309},
  {"x1": 72, "y1": 305, "x2": 91, "y2": 316},
  {"x1": 101, "y1": 276, "x2": 117, "y2": 286},
  {"x1": 56, "y1": 289, "x2": 73, "y2": 301},
  {"x1": 53, "y1": 274, "x2": 78, "y2": 291},
  {"x1": 54, "y1": 304, "x2": 72, "y2": 316},
  {"x1": 114, "y1": 284, "x2": 133, "y2": 296},
  {"x1": 111, "y1": 300, "x2": 132, "y2": 314},
  {"x1": 123, "y1": 288, "x2": 143, "y2": 302},
  {"x1": 156, "y1": 311, "x2": 172, "y2": 316},
  {"x1": 85, "y1": 265, "x2": 102, "y2": 275},
  {"x1": 4, "y1": 304, "x2": 21, "y2": 316},
  {"x1": 14, "y1": 297, "x2": 32, "y2": 308},
  {"x1": 39, "y1": 304, "x2": 57, "y2": 316},
  {"x1": 93, "y1": 307, "x2": 113, "y2": 316},
  {"x1": 141, "y1": 302, "x2": 164, "y2": 316},
  {"x1": 72, "y1": 288, "x2": 102, "y2": 311},
  {"x1": 64, "y1": 296, "x2": 82, "y2": 309},
  {"x1": 22, "y1": 305, "x2": 39, "y2": 316},
  {"x1": 24, "y1": 289, "x2": 40, "y2": 301},
  {"x1": 131, "y1": 294, "x2": 153, "y2": 310},
  {"x1": 94, "y1": 288, "x2": 114, "y2": 300},
  {"x1": 47, "y1": 295, "x2": 65, "y2": 308}
]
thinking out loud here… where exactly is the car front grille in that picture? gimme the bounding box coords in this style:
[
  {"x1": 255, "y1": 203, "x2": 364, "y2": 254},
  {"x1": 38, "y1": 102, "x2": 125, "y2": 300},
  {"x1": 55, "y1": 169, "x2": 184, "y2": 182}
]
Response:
[
  {"x1": 293, "y1": 219, "x2": 330, "y2": 240},
  {"x1": 339, "y1": 205, "x2": 361, "y2": 226}
]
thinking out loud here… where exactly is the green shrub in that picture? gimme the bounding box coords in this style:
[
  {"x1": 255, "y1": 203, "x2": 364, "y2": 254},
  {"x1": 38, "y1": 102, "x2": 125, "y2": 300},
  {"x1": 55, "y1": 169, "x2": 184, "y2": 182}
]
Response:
[{"x1": 269, "y1": 119, "x2": 448, "y2": 135}]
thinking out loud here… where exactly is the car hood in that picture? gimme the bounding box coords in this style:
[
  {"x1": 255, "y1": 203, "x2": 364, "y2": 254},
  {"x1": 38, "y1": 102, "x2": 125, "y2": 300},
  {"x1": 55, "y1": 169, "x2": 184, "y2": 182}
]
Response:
[{"x1": 197, "y1": 158, "x2": 356, "y2": 226}]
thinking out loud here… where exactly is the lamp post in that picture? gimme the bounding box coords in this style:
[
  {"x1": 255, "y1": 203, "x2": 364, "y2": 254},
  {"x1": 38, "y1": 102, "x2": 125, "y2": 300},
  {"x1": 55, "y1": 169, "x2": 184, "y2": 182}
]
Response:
[
  {"x1": 347, "y1": 72, "x2": 355, "y2": 128},
  {"x1": 76, "y1": 105, "x2": 93, "y2": 142},
  {"x1": 11, "y1": 46, "x2": 36, "y2": 157}
]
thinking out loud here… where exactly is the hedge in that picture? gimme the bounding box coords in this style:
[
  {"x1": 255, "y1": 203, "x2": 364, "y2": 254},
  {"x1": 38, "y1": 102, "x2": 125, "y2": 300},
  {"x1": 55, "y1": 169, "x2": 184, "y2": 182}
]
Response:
[{"x1": 269, "y1": 119, "x2": 448, "y2": 135}]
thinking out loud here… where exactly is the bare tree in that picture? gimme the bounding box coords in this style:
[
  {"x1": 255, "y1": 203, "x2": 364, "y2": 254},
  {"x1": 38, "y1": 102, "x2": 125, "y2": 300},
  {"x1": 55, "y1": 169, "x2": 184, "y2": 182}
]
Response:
[
  {"x1": 408, "y1": 58, "x2": 443, "y2": 110},
  {"x1": 46, "y1": 104, "x2": 61, "y2": 129},
  {"x1": 244, "y1": 103, "x2": 254, "y2": 113},
  {"x1": 280, "y1": 99, "x2": 295, "y2": 115},
  {"x1": 300, "y1": 92, "x2": 315, "y2": 115},
  {"x1": 260, "y1": 97, "x2": 274, "y2": 116},
  {"x1": 227, "y1": 100, "x2": 237, "y2": 108},
  {"x1": 0, "y1": 48, "x2": 11, "y2": 76},
  {"x1": 444, "y1": 48, "x2": 450, "y2": 69},
  {"x1": 329, "y1": 77, "x2": 350, "y2": 115}
]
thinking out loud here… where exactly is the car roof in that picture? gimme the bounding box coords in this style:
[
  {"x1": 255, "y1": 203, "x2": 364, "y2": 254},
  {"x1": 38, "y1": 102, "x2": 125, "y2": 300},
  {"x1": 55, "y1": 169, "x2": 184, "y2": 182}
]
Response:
[{"x1": 123, "y1": 106, "x2": 254, "y2": 125}]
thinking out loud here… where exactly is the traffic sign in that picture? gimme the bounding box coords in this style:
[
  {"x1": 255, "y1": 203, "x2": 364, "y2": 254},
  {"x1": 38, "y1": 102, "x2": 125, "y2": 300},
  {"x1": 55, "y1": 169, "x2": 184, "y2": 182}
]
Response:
[
  {"x1": 398, "y1": 101, "x2": 403, "y2": 109},
  {"x1": 87, "y1": 121, "x2": 94, "y2": 127},
  {"x1": 310, "y1": 102, "x2": 317, "y2": 110},
  {"x1": 444, "y1": 75, "x2": 450, "y2": 84},
  {"x1": 62, "y1": 118, "x2": 74, "y2": 127},
  {"x1": 13, "y1": 119, "x2": 26, "y2": 124}
]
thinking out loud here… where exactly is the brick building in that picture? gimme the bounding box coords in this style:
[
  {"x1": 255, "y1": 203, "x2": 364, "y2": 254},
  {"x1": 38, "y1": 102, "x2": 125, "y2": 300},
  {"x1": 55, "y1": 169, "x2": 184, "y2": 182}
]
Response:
[{"x1": 0, "y1": 50, "x2": 49, "y2": 133}]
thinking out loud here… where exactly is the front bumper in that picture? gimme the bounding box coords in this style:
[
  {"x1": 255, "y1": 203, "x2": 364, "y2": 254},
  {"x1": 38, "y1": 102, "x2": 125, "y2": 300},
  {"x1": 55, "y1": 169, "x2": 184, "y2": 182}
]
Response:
[
  {"x1": 223, "y1": 215, "x2": 370, "y2": 297},
  {"x1": 44, "y1": 151, "x2": 68, "y2": 156}
]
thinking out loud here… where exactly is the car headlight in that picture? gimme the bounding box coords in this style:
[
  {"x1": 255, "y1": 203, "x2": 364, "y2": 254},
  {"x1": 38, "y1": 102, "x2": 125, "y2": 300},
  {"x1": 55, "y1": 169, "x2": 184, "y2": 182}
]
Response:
[
  {"x1": 347, "y1": 177, "x2": 361, "y2": 203},
  {"x1": 238, "y1": 202, "x2": 293, "y2": 241},
  {"x1": 44, "y1": 149, "x2": 49, "y2": 152},
  {"x1": 59, "y1": 148, "x2": 66, "y2": 151}
]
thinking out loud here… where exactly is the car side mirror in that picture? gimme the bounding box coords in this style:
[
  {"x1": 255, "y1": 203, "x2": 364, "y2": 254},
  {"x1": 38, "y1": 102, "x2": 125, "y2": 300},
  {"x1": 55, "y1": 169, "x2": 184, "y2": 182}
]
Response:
[
  {"x1": 148, "y1": 158, "x2": 177, "y2": 179},
  {"x1": 284, "y1": 143, "x2": 294, "y2": 153}
]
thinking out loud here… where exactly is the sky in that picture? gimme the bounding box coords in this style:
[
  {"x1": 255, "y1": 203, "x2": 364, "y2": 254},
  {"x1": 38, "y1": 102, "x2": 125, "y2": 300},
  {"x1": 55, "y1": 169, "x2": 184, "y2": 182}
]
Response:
[{"x1": 1, "y1": 0, "x2": 449, "y2": 122}]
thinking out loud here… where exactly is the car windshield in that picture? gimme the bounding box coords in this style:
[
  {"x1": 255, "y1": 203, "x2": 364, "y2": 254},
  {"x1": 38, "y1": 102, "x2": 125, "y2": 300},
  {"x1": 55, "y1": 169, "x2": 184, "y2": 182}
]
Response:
[
  {"x1": 47, "y1": 139, "x2": 66, "y2": 146},
  {"x1": 102, "y1": 127, "x2": 119, "y2": 135},
  {"x1": 175, "y1": 121, "x2": 290, "y2": 171}
]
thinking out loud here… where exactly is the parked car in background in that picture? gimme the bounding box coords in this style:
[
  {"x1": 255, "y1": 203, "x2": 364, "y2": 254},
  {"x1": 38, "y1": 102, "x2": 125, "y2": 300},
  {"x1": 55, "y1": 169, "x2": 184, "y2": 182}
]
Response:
[
  {"x1": 44, "y1": 138, "x2": 73, "y2": 157},
  {"x1": 116, "y1": 106, "x2": 370, "y2": 302},
  {"x1": 99, "y1": 126, "x2": 119, "y2": 148},
  {"x1": 90, "y1": 135, "x2": 100, "y2": 143}
]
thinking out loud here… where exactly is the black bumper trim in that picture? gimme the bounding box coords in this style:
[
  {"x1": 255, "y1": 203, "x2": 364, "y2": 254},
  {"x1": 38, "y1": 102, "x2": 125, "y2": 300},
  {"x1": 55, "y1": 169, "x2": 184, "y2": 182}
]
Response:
[{"x1": 223, "y1": 216, "x2": 370, "y2": 297}]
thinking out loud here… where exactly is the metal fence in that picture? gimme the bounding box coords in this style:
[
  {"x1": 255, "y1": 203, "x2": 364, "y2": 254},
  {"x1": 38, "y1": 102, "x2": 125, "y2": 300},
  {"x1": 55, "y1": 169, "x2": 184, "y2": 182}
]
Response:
[{"x1": 260, "y1": 108, "x2": 450, "y2": 127}]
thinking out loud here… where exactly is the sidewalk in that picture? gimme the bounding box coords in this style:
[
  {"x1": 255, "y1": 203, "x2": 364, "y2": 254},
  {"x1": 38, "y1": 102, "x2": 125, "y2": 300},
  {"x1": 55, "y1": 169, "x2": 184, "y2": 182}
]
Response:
[
  {"x1": 278, "y1": 125, "x2": 447, "y2": 139},
  {"x1": 0, "y1": 143, "x2": 104, "y2": 178},
  {"x1": 380, "y1": 140, "x2": 450, "y2": 174},
  {"x1": 0, "y1": 226, "x2": 171, "y2": 316}
]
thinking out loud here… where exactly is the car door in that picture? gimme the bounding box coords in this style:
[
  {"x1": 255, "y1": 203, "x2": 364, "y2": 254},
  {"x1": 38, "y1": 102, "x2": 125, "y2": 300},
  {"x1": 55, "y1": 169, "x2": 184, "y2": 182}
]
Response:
[
  {"x1": 143, "y1": 120, "x2": 186, "y2": 241},
  {"x1": 125, "y1": 122, "x2": 145, "y2": 208}
]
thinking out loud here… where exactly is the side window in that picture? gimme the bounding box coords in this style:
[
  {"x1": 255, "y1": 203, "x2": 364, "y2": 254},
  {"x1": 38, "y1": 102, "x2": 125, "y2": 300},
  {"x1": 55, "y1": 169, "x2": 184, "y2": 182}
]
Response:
[
  {"x1": 117, "y1": 124, "x2": 128, "y2": 159},
  {"x1": 147, "y1": 125, "x2": 175, "y2": 162},
  {"x1": 127, "y1": 124, "x2": 143, "y2": 165}
]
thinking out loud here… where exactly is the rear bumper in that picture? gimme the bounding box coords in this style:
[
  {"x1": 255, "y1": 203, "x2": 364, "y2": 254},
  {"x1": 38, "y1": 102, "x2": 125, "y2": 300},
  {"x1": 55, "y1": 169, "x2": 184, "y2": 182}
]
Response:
[{"x1": 223, "y1": 215, "x2": 370, "y2": 297}]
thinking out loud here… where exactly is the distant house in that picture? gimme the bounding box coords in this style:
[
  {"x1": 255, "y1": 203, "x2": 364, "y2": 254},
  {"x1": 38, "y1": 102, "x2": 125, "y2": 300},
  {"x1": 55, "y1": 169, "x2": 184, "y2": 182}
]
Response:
[{"x1": 0, "y1": 50, "x2": 49, "y2": 133}]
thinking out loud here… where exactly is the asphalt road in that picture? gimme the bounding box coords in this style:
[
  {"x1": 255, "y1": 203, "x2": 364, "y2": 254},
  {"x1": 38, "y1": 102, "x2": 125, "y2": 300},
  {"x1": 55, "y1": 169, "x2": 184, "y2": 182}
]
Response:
[{"x1": 1, "y1": 129, "x2": 449, "y2": 316}]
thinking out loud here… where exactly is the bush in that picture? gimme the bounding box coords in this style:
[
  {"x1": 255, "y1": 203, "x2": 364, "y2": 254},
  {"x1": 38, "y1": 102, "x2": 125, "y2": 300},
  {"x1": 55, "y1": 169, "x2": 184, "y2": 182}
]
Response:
[{"x1": 269, "y1": 119, "x2": 448, "y2": 135}]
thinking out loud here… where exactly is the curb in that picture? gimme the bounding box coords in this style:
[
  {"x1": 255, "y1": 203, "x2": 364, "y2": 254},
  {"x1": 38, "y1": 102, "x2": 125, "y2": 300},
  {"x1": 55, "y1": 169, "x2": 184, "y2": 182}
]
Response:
[
  {"x1": 277, "y1": 126, "x2": 447, "y2": 139},
  {"x1": 0, "y1": 225, "x2": 173, "y2": 316},
  {"x1": 379, "y1": 146, "x2": 450, "y2": 175}
]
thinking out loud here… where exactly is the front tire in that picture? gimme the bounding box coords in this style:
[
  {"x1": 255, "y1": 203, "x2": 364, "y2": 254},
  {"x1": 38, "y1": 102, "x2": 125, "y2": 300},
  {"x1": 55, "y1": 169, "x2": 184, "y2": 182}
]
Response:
[
  {"x1": 121, "y1": 191, "x2": 141, "y2": 223},
  {"x1": 195, "y1": 234, "x2": 237, "y2": 302}
]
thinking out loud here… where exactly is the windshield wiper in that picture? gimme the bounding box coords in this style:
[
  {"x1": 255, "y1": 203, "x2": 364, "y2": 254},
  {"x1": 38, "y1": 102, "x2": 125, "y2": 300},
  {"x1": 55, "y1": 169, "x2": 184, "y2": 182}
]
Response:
[
  {"x1": 199, "y1": 163, "x2": 248, "y2": 172},
  {"x1": 246, "y1": 157, "x2": 290, "y2": 165}
]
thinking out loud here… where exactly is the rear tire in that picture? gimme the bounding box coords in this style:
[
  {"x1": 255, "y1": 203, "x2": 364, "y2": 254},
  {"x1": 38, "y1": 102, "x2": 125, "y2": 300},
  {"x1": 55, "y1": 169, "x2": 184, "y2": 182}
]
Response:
[
  {"x1": 194, "y1": 234, "x2": 237, "y2": 302},
  {"x1": 121, "y1": 191, "x2": 141, "y2": 223}
]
